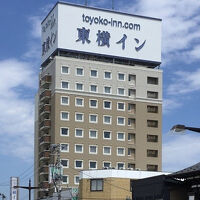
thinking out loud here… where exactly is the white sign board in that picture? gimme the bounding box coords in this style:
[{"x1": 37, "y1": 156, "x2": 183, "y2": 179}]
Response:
[
  {"x1": 10, "y1": 177, "x2": 18, "y2": 200},
  {"x1": 41, "y1": 3, "x2": 161, "y2": 64}
]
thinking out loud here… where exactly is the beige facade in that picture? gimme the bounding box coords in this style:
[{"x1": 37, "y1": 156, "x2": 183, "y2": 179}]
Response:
[{"x1": 34, "y1": 56, "x2": 162, "y2": 199}]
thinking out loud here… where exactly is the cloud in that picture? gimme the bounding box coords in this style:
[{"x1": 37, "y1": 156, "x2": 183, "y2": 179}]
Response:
[
  {"x1": 0, "y1": 59, "x2": 37, "y2": 161},
  {"x1": 167, "y1": 69, "x2": 200, "y2": 95},
  {"x1": 124, "y1": 0, "x2": 200, "y2": 64},
  {"x1": 163, "y1": 98, "x2": 182, "y2": 114},
  {"x1": 163, "y1": 134, "x2": 200, "y2": 172},
  {"x1": 0, "y1": 4, "x2": 54, "y2": 162},
  {"x1": 89, "y1": 0, "x2": 109, "y2": 8},
  {"x1": 29, "y1": 16, "x2": 42, "y2": 39}
]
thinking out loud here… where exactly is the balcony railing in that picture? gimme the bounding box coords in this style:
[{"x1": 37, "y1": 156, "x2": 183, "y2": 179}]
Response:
[
  {"x1": 39, "y1": 104, "x2": 51, "y2": 115},
  {"x1": 39, "y1": 150, "x2": 50, "y2": 160},
  {"x1": 40, "y1": 75, "x2": 51, "y2": 89},
  {"x1": 40, "y1": 181, "x2": 49, "y2": 189},
  {"x1": 40, "y1": 119, "x2": 51, "y2": 130},
  {"x1": 40, "y1": 89, "x2": 51, "y2": 101},
  {"x1": 39, "y1": 135, "x2": 51, "y2": 144},
  {"x1": 39, "y1": 166, "x2": 49, "y2": 174}
]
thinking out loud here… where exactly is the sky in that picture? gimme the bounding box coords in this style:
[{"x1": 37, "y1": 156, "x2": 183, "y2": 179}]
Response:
[{"x1": 0, "y1": 0, "x2": 200, "y2": 199}]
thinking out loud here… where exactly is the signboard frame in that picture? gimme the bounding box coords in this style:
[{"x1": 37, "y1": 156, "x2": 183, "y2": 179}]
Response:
[{"x1": 41, "y1": 2, "x2": 162, "y2": 65}]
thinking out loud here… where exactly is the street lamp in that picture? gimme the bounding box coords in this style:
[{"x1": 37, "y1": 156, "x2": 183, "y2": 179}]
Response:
[{"x1": 170, "y1": 124, "x2": 200, "y2": 133}]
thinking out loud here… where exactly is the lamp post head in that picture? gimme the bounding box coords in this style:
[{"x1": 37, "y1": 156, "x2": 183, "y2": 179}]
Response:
[{"x1": 170, "y1": 124, "x2": 186, "y2": 132}]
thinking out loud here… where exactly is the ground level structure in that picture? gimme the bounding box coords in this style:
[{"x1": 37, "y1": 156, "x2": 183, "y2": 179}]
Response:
[
  {"x1": 132, "y1": 162, "x2": 200, "y2": 200},
  {"x1": 79, "y1": 169, "x2": 169, "y2": 200}
]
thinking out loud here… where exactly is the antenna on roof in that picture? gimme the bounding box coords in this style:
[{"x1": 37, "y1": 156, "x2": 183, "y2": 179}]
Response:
[
  {"x1": 85, "y1": 0, "x2": 88, "y2": 6},
  {"x1": 112, "y1": 0, "x2": 114, "y2": 10}
]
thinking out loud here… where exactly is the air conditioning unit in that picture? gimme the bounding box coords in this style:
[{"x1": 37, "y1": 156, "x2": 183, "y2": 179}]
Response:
[
  {"x1": 119, "y1": 167, "x2": 124, "y2": 170},
  {"x1": 135, "y1": 168, "x2": 141, "y2": 171},
  {"x1": 127, "y1": 168, "x2": 133, "y2": 170}
]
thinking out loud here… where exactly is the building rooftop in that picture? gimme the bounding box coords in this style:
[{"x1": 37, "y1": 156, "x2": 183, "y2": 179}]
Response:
[
  {"x1": 169, "y1": 162, "x2": 200, "y2": 179},
  {"x1": 80, "y1": 169, "x2": 170, "y2": 180}
]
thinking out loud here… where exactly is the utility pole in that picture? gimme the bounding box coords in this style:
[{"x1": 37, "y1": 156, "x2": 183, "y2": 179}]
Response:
[
  {"x1": 14, "y1": 179, "x2": 40, "y2": 200},
  {"x1": 50, "y1": 144, "x2": 62, "y2": 200},
  {"x1": 0, "y1": 193, "x2": 6, "y2": 200},
  {"x1": 85, "y1": 0, "x2": 87, "y2": 6}
]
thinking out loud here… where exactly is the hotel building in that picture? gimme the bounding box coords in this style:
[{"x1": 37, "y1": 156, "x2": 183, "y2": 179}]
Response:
[{"x1": 34, "y1": 2, "x2": 162, "y2": 199}]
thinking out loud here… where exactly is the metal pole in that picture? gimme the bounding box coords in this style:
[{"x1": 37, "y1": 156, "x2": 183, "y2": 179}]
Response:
[
  {"x1": 85, "y1": 0, "x2": 87, "y2": 6},
  {"x1": 29, "y1": 179, "x2": 31, "y2": 200},
  {"x1": 112, "y1": 0, "x2": 114, "y2": 10},
  {"x1": 14, "y1": 179, "x2": 40, "y2": 200}
]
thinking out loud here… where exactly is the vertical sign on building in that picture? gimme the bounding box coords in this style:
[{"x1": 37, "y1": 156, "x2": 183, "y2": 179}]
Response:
[{"x1": 10, "y1": 177, "x2": 19, "y2": 200}]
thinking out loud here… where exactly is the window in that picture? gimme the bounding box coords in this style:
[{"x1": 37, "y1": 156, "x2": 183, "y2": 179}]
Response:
[
  {"x1": 128, "y1": 163, "x2": 135, "y2": 169},
  {"x1": 89, "y1": 99, "x2": 98, "y2": 108},
  {"x1": 76, "y1": 68, "x2": 83, "y2": 76},
  {"x1": 147, "y1": 105, "x2": 158, "y2": 113},
  {"x1": 103, "y1": 162, "x2": 111, "y2": 168},
  {"x1": 147, "y1": 164, "x2": 158, "y2": 171},
  {"x1": 117, "y1": 117, "x2": 125, "y2": 126},
  {"x1": 117, "y1": 162, "x2": 125, "y2": 169},
  {"x1": 128, "y1": 89, "x2": 136, "y2": 97},
  {"x1": 117, "y1": 147, "x2": 125, "y2": 156},
  {"x1": 75, "y1": 144, "x2": 83, "y2": 153},
  {"x1": 104, "y1": 86, "x2": 111, "y2": 94},
  {"x1": 91, "y1": 70, "x2": 97, "y2": 77},
  {"x1": 61, "y1": 96, "x2": 69, "y2": 105},
  {"x1": 117, "y1": 102, "x2": 125, "y2": 111},
  {"x1": 118, "y1": 73, "x2": 125, "y2": 81},
  {"x1": 62, "y1": 175, "x2": 69, "y2": 184},
  {"x1": 60, "y1": 143, "x2": 69, "y2": 152},
  {"x1": 89, "y1": 161, "x2": 97, "y2": 169},
  {"x1": 147, "y1": 91, "x2": 158, "y2": 99},
  {"x1": 104, "y1": 71, "x2": 111, "y2": 79},
  {"x1": 61, "y1": 111, "x2": 69, "y2": 121},
  {"x1": 76, "y1": 83, "x2": 83, "y2": 91},
  {"x1": 147, "y1": 149, "x2": 158, "y2": 157},
  {"x1": 128, "y1": 74, "x2": 136, "y2": 85},
  {"x1": 90, "y1": 179, "x2": 103, "y2": 191},
  {"x1": 89, "y1": 114, "x2": 98, "y2": 123},
  {"x1": 147, "y1": 77, "x2": 158, "y2": 85},
  {"x1": 89, "y1": 130, "x2": 98, "y2": 139},
  {"x1": 103, "y1": 115, "x2": 112, "y2": 124},
  {"x1": 147, "y1": 135, "x2": 158, "y2": 142},
  {"x1": 75, "y1": 113, "x2": 84, "y2": 122},
  {"x1": 103, "y1": 146, "x2": 111, "y2": 155},
  {"x1": 74, "y1": 175, "x2": 80, "y2": 185},
  {"x1": 128, "y1": 104, "x2": 136, "y2": 113},
  {"x1": 89, "y1": 145, "x2": 98, "y2": 154},
  {"x1": 128, "y1": 118, "x2": 135, "y2": 127},
  {"x1": 61, "y1": 159, "x2": 69, "y2": 168},
  {"x1": 118, "y1": 88, "x2": 125, "y2": 96},
  {"x1": 60, "y1": 127, "x2": 69, "y2": 136},
  {"x1": 103, "y1": 131, "x2": 111, "y2": 139},
  {"x1": 61, "y1": 81, "x2": 69, "y2": 89},
  {"x1": 147, "y1": 120, "x2": 158, "y2": 128},
  {"x1": 128, "y1": 133, "x2": 135, "y2": 143},
  {"x1": 90, "y1": 85, "x2": 97, "y2": 92},
  {"x1": 75, "y1": 160, "x2": 83, "y2": 169},
  {"x1": 128, "y1": 148, "x2": 135, "y2": 157},
  {"x1": 75, "y1": 98, "x2": 84, "y2": 107},
  {"x1": 75, "y1": 128, "x2": 84, "y2": 137},
  {"x1": 61, "y1": 66, "x2": 69, "y2": 74},
  {"x1": 104, "y1": 101, "x2": 112, "y2": 109},
  {"x1": 117, "y1": 132, "x2": 125, "y2": 141}
]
